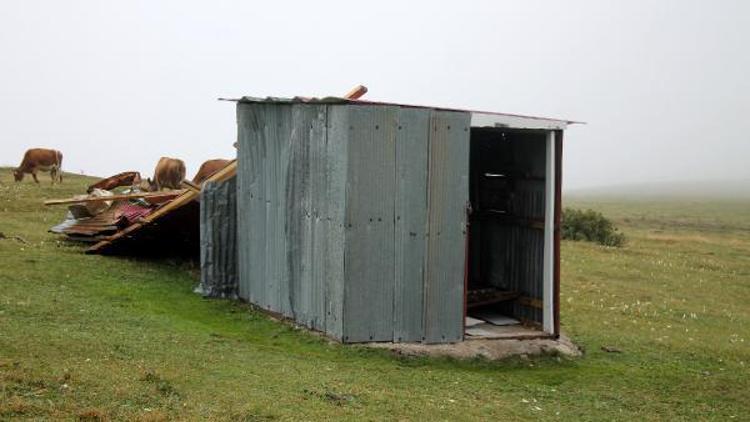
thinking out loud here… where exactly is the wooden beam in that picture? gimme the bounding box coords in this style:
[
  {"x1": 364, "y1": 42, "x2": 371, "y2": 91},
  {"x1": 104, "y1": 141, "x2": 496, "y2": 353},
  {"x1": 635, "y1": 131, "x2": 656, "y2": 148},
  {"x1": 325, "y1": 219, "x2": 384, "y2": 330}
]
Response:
[
  {"x1": 44, "y1": 190, "x2": 185, "y2": 206},
  {"x1": 517, "y1": 296, "x2": 544, "y2": 310},
  {"x1": 181, "y1": 179, "x2": 201, "y2": 193},
  {"x1": 343, "y1": 85, "x2": 367, "y2": 100},
  {"x1": 467, "y1": 290, "x2": 521, "y2": 309},
  {"x1": 205, "y1": 160, "x2": 237, "y2": 184}
]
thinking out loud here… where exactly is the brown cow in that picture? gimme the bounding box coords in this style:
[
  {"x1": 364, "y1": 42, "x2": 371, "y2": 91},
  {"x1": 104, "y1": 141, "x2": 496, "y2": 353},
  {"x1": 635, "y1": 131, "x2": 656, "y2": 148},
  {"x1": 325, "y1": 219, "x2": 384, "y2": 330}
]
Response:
[
  {"x1": 13, "y1": 148, "x2": 63, "y2": 184},
  {"x1": 87, "y1": 171, "x2": 142, "y2": 193},
  {"x1": 146, "y1": 157, "x2": 186, "y2": 191},
  {"x1": 192, "y1": 159, "x2": 231, "y2": 185}
]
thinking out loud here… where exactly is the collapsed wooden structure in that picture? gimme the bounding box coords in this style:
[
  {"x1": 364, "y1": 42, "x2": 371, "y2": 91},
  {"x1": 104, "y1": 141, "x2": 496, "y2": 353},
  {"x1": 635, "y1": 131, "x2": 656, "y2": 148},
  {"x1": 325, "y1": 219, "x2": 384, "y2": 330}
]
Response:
[{"x1": 47, "y1": 161, "x2": 236, "y2": 257}]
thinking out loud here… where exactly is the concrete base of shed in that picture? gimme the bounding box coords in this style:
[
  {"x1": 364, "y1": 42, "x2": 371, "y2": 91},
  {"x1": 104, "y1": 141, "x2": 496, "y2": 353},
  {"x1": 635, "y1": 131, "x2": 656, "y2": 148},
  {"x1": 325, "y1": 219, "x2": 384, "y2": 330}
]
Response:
[{"x1": 365, "y1": 333, "x2": 581, "y2": 361}]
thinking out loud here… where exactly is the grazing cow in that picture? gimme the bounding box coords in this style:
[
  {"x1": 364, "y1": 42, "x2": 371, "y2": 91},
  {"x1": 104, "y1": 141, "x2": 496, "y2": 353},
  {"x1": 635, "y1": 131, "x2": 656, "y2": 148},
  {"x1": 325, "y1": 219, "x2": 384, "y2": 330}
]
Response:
[
  {"x1": 86, "y1": 171, "x2": 142, "y2": 194},
  {"x1": 147, "y1": 157, "x2": 186, "y2": 191},
  {"x1": 13, "y1": 148, "x2": 63, "y2": 184},
  {"x1": 192, "y1": 159, "x2": 231, "y2": 185}
]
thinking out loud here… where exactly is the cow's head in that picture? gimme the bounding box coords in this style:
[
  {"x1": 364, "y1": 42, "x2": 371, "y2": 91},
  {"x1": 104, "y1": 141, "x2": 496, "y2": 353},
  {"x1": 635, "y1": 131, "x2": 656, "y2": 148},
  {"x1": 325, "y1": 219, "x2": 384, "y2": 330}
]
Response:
[
  {"x1": 12, "y1": 169, "x2": 23, "y2": 182},
  {"x1": 139, "y1": 177, "x2": 158, "y2": 192}
]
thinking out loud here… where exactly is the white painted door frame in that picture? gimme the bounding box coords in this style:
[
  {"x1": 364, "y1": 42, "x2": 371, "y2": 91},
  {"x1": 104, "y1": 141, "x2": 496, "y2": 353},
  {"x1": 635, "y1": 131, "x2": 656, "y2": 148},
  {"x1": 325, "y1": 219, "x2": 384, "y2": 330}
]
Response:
[{"x1": 542, "y1": 131, "x2": 556, "y2": 334}]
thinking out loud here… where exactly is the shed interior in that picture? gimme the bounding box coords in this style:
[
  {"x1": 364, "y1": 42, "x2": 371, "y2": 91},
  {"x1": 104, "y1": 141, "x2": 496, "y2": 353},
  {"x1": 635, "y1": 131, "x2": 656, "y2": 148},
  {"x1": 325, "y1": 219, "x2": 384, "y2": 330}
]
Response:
[{"x1": 466, "y1": 128, "x2": 548, "y2": 338}]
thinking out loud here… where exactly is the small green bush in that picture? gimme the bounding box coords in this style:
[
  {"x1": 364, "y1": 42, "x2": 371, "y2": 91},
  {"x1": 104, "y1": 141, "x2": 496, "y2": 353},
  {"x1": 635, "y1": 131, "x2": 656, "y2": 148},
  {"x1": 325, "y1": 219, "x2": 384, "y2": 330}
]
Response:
[{"x1": 562, "y1": 208, "x2": 626, "y2": 247}]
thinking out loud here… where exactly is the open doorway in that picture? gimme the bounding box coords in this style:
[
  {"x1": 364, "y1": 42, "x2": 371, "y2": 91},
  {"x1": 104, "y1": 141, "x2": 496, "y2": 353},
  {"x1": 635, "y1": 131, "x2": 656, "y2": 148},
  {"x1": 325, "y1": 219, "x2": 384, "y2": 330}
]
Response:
[{"x1": 465, "y1": 128, "x2": 551, "y2": 339}]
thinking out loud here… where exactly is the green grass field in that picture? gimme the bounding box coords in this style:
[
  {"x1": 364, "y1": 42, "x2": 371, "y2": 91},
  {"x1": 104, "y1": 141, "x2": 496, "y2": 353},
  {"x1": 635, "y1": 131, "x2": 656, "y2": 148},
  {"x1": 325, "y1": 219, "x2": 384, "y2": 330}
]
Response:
[{"x1": 1, "y1": 169, "x2": 748, "y2": 420}]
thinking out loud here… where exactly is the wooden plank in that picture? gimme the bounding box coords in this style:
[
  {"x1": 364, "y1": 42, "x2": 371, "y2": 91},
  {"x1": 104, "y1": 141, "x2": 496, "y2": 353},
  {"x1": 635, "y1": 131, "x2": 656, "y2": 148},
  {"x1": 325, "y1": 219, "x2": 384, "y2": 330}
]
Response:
[
  {"x1": 181, "y1": 180, "x2": 201, "y2": 193},
  {"x1": 44, "y1": 190, "x2": 185, "y2": 206},
  {"x1": 343, "y1": 85, "x2": 368, "y2": 100},
  {"x1": 467, "y1": 289, "x2": 520, "y2": 309},
  {"x1": 206, "y1": 160, "x2": 237, "y2": 184},
  {"x1": 517, "y1": 295, "x2": 544, "y2": 309},
  {"x1": 473, "y1": 212, "x2": 545, "y2": 230}
]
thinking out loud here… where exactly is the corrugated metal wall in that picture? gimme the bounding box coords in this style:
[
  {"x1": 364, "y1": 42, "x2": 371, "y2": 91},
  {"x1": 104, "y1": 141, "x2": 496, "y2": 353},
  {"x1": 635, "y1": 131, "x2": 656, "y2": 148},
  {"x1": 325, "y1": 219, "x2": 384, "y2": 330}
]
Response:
[
  {"x1": 237, "y1": 103, "x2": 347, "y2": 337},
  {"x1": 236, "y1": 102, "x2": 470, "y2": 343},
  {"x1": 341, "y1": 105, "x2": 399, "y2": 342},
  {"x1": 468, "y1": 130, "x2": 546, "y2": 325},
  {"x1": 198, "y1": 176, "x2": 238, "y2": 298},
  {"x1": 504, "y1": 137, "x2": 546, "y2": 324},
  {"x1": 393, "y1": 108, "x2": 430, "y2": 342},
  {"x1": 423, "y1": 111, "x2": 471, "y2": 342}
]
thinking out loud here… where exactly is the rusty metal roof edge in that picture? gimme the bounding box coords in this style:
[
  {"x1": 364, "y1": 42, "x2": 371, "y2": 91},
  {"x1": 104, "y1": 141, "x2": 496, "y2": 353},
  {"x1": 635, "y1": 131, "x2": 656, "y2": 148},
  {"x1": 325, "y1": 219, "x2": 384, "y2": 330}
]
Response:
[{"x1": 217, "y1": 96, "x2": 583, "y2": 125}]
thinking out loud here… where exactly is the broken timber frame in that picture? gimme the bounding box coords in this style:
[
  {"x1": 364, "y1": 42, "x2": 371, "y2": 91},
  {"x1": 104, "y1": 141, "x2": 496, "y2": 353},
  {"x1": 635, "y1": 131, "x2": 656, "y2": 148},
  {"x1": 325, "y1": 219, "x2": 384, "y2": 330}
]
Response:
[{"x1": 87, "y1": 160, "x2": 237, "y2": 254}]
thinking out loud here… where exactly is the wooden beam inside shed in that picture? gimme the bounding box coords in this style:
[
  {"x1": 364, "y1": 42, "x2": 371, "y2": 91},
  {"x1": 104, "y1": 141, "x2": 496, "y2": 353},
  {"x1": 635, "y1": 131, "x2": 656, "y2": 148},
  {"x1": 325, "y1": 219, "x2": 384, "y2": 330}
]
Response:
[{"x1": 44, "y1": 190, "x2": 185, "y2": 206}]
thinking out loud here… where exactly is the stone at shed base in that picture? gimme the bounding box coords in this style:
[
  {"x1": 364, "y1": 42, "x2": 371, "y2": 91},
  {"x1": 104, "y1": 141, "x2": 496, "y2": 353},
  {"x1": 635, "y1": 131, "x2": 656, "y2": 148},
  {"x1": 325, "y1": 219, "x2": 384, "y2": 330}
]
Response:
[{"x1": 366, "y1": 334, "x2": 581, "y2": 360}]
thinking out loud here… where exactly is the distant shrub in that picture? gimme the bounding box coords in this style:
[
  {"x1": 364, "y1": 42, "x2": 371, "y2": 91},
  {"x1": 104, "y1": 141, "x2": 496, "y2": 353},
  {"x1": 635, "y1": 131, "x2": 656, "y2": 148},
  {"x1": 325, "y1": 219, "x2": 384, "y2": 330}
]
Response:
[{"x1": 562, "y1": 208, "x2": 626, "y2": 247}]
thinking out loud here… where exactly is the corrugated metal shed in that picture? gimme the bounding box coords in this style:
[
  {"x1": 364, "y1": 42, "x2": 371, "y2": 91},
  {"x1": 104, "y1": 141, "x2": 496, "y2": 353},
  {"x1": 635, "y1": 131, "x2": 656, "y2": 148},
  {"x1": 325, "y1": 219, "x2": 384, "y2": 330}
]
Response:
[{"x1": 226, "y1": 95, "x2": 571, "y2": 344}]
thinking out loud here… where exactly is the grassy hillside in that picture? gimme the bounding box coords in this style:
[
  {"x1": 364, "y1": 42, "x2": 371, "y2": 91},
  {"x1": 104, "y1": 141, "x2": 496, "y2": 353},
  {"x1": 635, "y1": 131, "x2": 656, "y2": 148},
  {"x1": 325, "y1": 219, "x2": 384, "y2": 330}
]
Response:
[
  {"x1": 1, "y1": 169, "x2": 748, "y2": 420},
  {"x1": 567, "y1": 179, "x2": 750, "y2": 200}
]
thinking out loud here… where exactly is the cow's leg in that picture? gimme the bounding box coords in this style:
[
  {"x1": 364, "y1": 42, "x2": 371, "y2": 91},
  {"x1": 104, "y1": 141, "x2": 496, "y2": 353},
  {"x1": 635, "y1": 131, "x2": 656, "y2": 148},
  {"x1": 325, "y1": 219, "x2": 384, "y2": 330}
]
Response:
[
  {"x1": 50, "y1": 169, "x2": 56, "y2": 185},
  {"x1": 53, "y1": 166, "x2": 62, "y2": 184},
  {"x1": 32, "y1": 171, "x2": 39, "y2": 184}
]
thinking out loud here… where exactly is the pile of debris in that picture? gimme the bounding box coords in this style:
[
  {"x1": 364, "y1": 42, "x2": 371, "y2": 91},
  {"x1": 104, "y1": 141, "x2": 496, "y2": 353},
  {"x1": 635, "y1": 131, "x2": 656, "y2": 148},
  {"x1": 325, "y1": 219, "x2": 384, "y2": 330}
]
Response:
[{"x1": 47, "y1": 162, "x2": 236, "y2": 258}]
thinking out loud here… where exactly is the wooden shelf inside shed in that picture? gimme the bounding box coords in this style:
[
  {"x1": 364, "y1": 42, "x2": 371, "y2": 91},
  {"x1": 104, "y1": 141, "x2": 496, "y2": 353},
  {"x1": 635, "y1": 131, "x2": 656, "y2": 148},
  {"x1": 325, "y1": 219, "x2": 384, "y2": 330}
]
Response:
[{"x1": 467, "y1": 287, "x2": 520, "y2": 309}]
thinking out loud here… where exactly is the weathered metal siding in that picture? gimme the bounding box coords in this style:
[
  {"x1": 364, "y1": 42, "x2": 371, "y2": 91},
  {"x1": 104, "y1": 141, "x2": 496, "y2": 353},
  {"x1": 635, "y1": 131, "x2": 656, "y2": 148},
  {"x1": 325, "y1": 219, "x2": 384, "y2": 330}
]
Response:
[
  {"x1": 237, "y1": 102, "x2": 470, "y2": 344},
  {"x1": 393, "y1": 108, "x2": 431, "y2": 342},
  {"x1": 423, "y1": 111, "x2": 471, "y2": 343},
  {"x1": 237, "y1": 103, "x2": 292, "y2": 315},
  {"x1": 199, "y1": 176, "x2": 238, "y2": 298},
  {"x1": 322, "y1": 106, "x2": 348, "y2": 339},
  {"x1": 286, "y1": 105, "x2": 329, "y2": 329},
  {"x1": 342, "y1": 105, "x2": 398, "y2": 342},
  {"x1": 236, "y1": 103, "x2": 260, "y2": 304},
  {"x1": 237, "y1": 103, "x2": 347, "y2": 339}
]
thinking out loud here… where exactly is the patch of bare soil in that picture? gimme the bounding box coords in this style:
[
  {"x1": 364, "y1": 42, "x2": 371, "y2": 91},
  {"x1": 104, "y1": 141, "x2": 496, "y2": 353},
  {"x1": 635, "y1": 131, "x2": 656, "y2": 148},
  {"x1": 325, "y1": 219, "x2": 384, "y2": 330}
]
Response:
[{"x1": 366, "y1": 334, "x2": 582, "y2": 360}]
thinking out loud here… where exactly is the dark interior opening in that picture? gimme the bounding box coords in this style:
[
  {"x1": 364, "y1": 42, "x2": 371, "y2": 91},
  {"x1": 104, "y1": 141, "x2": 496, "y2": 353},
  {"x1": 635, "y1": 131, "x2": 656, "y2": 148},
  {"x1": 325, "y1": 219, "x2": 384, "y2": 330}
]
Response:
[{"x1": 466, "y1": 128, "x2": 547, "y2": 338}]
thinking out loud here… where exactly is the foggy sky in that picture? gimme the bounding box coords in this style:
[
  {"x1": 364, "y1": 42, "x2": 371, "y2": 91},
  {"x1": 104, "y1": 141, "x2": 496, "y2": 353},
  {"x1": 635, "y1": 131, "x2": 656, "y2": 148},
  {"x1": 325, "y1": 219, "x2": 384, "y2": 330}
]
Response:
[{"x1": 1, "y1": 0, "x2": 748, "y2": 189}]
